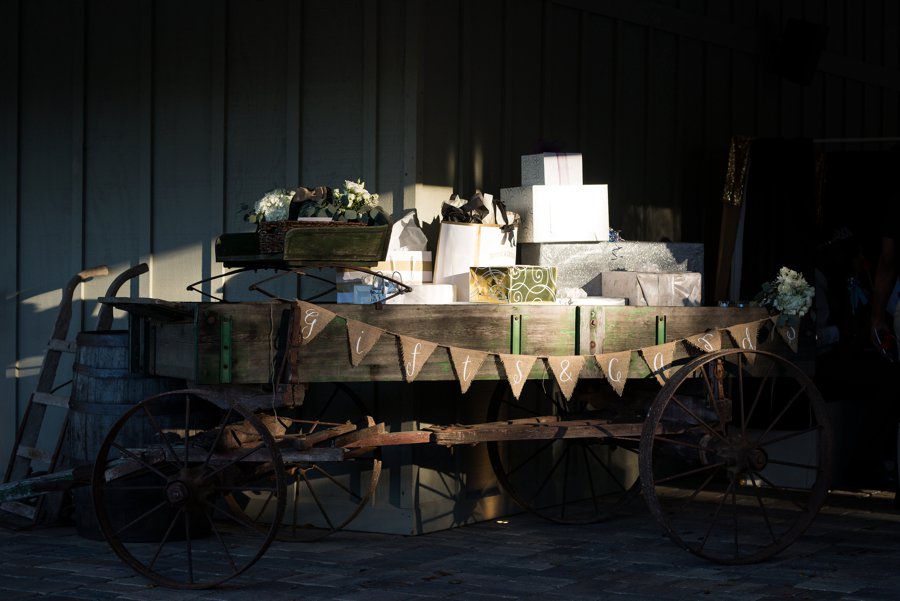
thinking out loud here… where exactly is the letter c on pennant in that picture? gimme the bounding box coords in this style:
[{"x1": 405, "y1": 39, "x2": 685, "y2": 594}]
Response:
[{"x1": 607, "y1": 358, "x2": 621, "y2": 383}]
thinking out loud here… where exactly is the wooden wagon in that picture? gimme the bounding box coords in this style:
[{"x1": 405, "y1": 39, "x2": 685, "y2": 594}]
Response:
[
  {"x1": 2, "y1": 261, "x2": 832, "y2": 590},
  {"x1": 80, "y1": 274, "x2": 831, "y2": 589}
]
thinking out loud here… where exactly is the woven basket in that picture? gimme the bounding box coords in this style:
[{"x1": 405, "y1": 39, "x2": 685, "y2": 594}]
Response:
[{"x1": 258, "y1": 220, "x2": 365, "y2": 254}]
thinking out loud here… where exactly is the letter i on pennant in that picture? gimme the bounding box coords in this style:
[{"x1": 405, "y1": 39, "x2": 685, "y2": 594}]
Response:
[{"x1": 345, "y1": 319, "x2": 384, "y2": 367}]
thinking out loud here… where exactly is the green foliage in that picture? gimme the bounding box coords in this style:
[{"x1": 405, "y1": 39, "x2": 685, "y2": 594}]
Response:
[{"x1": 294, "y1": 186, "x2": 389, "y2": 226}]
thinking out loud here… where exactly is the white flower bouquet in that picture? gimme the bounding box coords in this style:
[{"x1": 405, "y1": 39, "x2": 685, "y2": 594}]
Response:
[
  {"x1": 755, "y1": 266, "x2": 814, "y2": 325},
  {"x1": 243, "y1": 188, "x2": 296, "y2": 224}
]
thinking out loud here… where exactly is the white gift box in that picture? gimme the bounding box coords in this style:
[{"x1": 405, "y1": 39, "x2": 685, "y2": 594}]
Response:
[
  {"x1": 500, "y1": 185, "x2": 609, "y2": 243},
  {"x1": 337, "y1": 250, "x2": 432, "y2": 295},
  {"x1": 521, "y1": 153, "x2": 583, "y2": 186},
  {"x1": 600, "y1": 271, "x2": 702, "y2": 307},
  {"x1": 385, "y1": 284, "x2": 456, "y2": 304},
  {"x1": 375, "y1": 250, "x2": 432, "y2": 284}
]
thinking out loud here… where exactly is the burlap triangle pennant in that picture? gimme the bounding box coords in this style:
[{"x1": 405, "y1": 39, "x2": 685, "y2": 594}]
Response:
[
  {"x1": 725, "y1": 320, "x2": 765, "y2": 367},
  {"x1": 639, "y1": 342, "x2": 677, "y2": 385},
  {"x1": 294, "y1": 301, "x2": 336, "y2": 345},
  {"x1": 594, "y1": 350, "x2": 632, "y2": 397},
  {"x1": 685, "y1": 329, "x2": 721, "y2": 353},
  {"x1": 777, "y1": 323, "x2": 800, "y2": 353},
  {"x1": 725, "y1": 320, "x2": 763, "y2": 351},
  {"x1": 498, "y1": 354, "x2": 538, "y2": 400},
  {"x1": 345, "y1": 319, "x2": 384, "y2": 366},
  {"x1": 399, "y1": 336, "x2": 439, "y2": 382},
  {"x1": 546, "y1": 355, "x2": 585, "y2": 401},
  {"x1": 449, "y1": 347, "x2": 488, "y2": 394}
]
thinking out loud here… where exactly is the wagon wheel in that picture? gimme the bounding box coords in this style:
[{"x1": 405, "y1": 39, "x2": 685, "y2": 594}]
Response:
[
  {"x1": 91, "y1": 390, "x2": 286, "y2": 589},
  {"x1": 639, "y1": 348, "x2": 833, "y2": 564},
  {"x1": 260, "y1": 382, "x2": 382, "y2": 541},
  {"x1": 487, "y1": 382, "x2": 642, "y2": 524}
]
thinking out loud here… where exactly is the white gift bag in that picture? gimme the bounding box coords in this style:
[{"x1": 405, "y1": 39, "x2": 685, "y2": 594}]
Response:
[{"x1": 433, "y1": 221, "x2": 517, "y2": 301}]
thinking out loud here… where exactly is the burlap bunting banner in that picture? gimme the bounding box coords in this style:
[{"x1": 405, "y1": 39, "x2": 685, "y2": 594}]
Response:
[
  {"x1": 345, "y1": 319, "x2": 384, "y2": 366},
  {"x1": 594, "y1": 350, "x2": 632, "y2": 397},
  {"x1": 294, "y1": 301, "x2": 336, "y2": 345},
  {"x1": 546, "y1": 355, "x2": 585, "y2": 400},
  {"x1": 684, "y1": 329, "x2": 722, "y2": 353},
  {"x1": 498, "y1": 354, "x2": 538, "y2": 400},
  {"x1": 295, "y1": 303, "x2": 787, "y2": 391},
  {"x1": 771, "y1": 316, "x2": 800, "y2": 353},
  {"x1": 399, "y1": 336, "x2": 439, "y2": 382},
  {"x1": 449, "y1": 347, "x2": 488, "y2": 394},
  {"x1": 725, "y1": 320, "x2": 763, "y2": 351},
  {"x1": 639, "y1": 341, "x2": 677, "y2": 385}
]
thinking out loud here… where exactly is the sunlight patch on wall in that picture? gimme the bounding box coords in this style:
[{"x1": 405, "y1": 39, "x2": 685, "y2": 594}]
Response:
[
  {"x1": 410, "y1": 184, "x2": 454, "y2": 227},
  {"x1": 6, "y1": 355, "x2": 42, "y2": 379},
  {"x1": 375, "y1": 190, "x2": 394, "y2": 217},
  {"x1": 21, "y1": 288, "x2": 63, "y2": 317}
]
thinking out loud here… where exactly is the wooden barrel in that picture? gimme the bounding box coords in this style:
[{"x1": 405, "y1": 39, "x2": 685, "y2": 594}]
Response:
[{"x1": 65, "y1": 330, "x2": 185, "y2": 541}]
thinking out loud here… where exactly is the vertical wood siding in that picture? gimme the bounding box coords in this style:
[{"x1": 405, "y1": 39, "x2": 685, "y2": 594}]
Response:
[{"x1": 2, "y1": 0, "x2": 899, "y2": 461}]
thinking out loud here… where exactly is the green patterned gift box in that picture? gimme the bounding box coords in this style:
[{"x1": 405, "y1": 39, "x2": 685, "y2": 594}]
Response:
[{"x1": 469, "y1": 266, "x2": 558, "y2": 303}]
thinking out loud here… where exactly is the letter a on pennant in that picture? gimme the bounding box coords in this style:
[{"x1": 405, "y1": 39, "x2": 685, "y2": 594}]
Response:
[
  {"x1": 594, "y1": 350, "x2": 632, "y2": 397},
  {"x1": 345, "y1": 319, "x2": 384, "y2": 367},
  {"x1": 399, "y1": 336, "x2": 439, "y2": 382},
  {"x1": 294, "y1": 301, "x2": 336, "y2": 345},
  {"x1": 498, "y1": 354, "x2": 538, "y2": 400},
  {"x1": 448, "y1": 347, "x2": 488, "y2": 394},
  {"x1": 546, "y1": 355, "x2": 585, "y2": 401},
  {"x1": 639, "y1": 342, "x2": 677, "y2": 385}
]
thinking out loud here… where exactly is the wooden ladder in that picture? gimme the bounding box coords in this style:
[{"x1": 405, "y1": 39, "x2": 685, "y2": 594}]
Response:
[{"x1": 1, "y1": 266, "x2": 109, "y2": 525}]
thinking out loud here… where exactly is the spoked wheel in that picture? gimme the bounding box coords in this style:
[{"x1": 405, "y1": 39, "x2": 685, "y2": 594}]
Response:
[
  {"x1": 487, "y1": 382, "x2": 642, "y2": 524},
  {"x1": 639, "y1": 348, "x2": 833, "y2": 564},
  {"x1": 272, "y1": 383, "x2": 382, "y2": 541},
  {"x1": 91, "y1": 390, "x2": 286, "y2": 589}
]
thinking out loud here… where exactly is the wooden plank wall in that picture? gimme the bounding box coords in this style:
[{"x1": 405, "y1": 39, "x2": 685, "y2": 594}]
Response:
[{"x1": 2, "y1": 0, "x2": 899, "y2": 462}]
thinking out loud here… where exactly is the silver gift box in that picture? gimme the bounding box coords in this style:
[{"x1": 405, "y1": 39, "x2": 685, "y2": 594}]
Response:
[
  {"x1": 599, "y1": 271, "x2": 702, "y2": 306},
  {"x1": 518, "y1": 241, "x2": 704, "y2": 297}
]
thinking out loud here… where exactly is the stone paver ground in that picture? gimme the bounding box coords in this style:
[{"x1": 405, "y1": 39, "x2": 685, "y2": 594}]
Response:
[{"x1": 0, "y1": 489, "x2": 897, "y2": 601}]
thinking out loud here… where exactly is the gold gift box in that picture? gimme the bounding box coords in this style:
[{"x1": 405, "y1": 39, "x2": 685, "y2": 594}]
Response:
[{"x1": 469, "y1": 266, "x2": 558, "y2": 303}]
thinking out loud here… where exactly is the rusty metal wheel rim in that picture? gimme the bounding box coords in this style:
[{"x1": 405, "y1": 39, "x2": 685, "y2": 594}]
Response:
[
  {"x1": 639, "y1": 349, "x2": 833, "y2": 564},
  {"x1": 91, "y1": 390, "x2": 286, "y2": 589}
]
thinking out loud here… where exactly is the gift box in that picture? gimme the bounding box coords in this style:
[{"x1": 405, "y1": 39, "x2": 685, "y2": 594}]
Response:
[
  {"x1": 336, "y1": 268, "x2": 406, "y2": 304},
  {"x1": 385, "y1": 284, "x2": 455, "y2": 304},
  {"x1": 337, "y1": 250, "x2": 431, "y2": 294},
  {"x1": 390, "y1": 250, "x2": 433, "y2": 283},
  {"x1": 500, "y1": 185, "x2": 609, "y2": 243},
  {"x1": 337, "y1": 284, "x2": 383, "y2": 305},
  {"x1": 366, "y1": 250, "x2": 432, "y2": 284},
  {"x1": 469, "y1": 266, "x2": 558, "y2": 304},
  {"x1": 518, "y1": 241, "x2": 704, "y2": 296},
  {"x1": 521, "y1": 153, "x2": 583, "y2": 186},
  {"x1": 599, "y1": 271, "x2": 702, "y2": 307}
]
